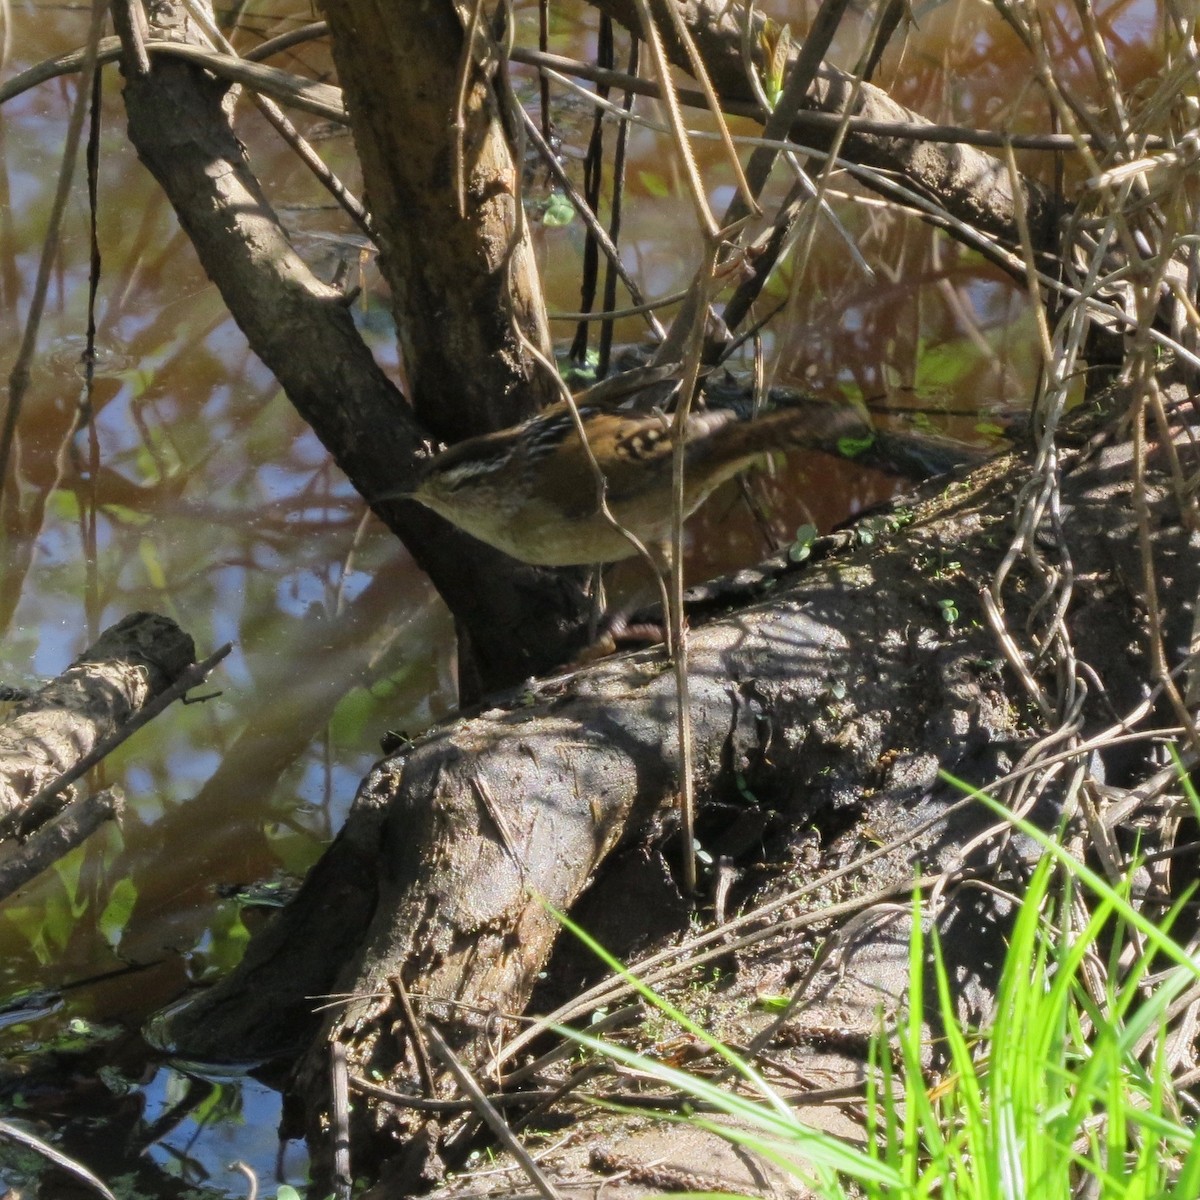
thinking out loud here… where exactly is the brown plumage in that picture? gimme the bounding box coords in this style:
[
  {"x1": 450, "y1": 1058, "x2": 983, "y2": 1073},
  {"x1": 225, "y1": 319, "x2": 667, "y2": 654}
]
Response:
[{"x1": 400, "y1": 400, "x2": 865, "y2": 566}]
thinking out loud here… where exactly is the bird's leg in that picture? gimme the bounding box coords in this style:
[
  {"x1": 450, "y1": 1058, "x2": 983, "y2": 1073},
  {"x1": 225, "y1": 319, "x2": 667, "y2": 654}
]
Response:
[
  {"x1": 586, "y1": 563, "x2": 606, "y2": 643},
  {"x1": 656, "y1": 541, "x2": 678, "y2": 661},
  {"x1": 601, "y1": 608, "x2": 669, "y2": 648},
  {"x1": 604, "y1": 545, "x2": 677, "y2": 658},
  {"x1": 573, "y1": 558, "x2": 674, "y2": 663}
]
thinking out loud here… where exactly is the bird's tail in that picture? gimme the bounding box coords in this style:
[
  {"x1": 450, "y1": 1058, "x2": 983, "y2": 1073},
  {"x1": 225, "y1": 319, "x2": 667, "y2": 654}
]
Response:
[{"x1": 707, "y1": 399, "x2": 873, "y2": 466}]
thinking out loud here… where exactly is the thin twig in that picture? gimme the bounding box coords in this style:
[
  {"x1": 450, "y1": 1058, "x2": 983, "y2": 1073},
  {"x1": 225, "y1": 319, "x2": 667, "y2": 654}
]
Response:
[
  {"x1": 176, "y1": 0, "x2": 371, "y2": 237},
  {"x1": 509, "y1": 47, "x2": 1120, "y2": 150},
  {"x1": 568, "y1": 17, "x2": 612, "y2": 366},
  {"x1": 667, "y1": 245, "x2": 723, "y2": 895},
  {"x1": 1, "y1": 0, "x2": 107, "y2": 485},
  {"x1": 723, "y1": 0, "x2": 854, "y2": 228},
  {"x1": 109, "y1": 0, "x2": 151, "y2": 77},
  {"x1": 519, "y1": 110, "x2": 665, "y2": 342},
  {"x1": 227, "y1": 1161, "x2": 258, "y2": 1200},
  {"x1": 349, "y1": 1075, "x2": 567, "y2": 1112},
  {"x1": 654, "y1": 0, "x2": 756, "y2": 215},
  {"x1": 487, "y1": 874, "x2": 926, "y2": 1076},
  {"x1": 630, "y1": 0, "x2": 718, "y2": 241},
  {"x1": 243, "y1": 20, "x2": 328, "y2": 63},
  {"x1": 470, "y1": 775, "x2": 527, "y2": 879},
  {"x1": 389, "y1": 973, "x2": 437, "y2": 1098},
  {"x1": 330, "y1": 1041, "x2": 353, "y2": 1200},
  {"x1": 499, "y1": 1004, "x2": 643, "y2": 1088},
  {"x1": 451, "y1": 0, "x2": 487, "y2": 219},
  {"x1": 425, "y1": 1023, "x2": 565, "y2": 1200},
  {"x1": 4, "y1": 35, "x2": 1155, "y2": 154},
  {"x1": 550, "y1": 287, "x2": 688, "y2": 322}
]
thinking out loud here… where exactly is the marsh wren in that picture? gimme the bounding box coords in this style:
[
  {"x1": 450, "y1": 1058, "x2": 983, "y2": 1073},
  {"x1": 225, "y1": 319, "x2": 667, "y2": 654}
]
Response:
[{"x1": 390, "y1": 400, "x2": 863, "y2": 566}]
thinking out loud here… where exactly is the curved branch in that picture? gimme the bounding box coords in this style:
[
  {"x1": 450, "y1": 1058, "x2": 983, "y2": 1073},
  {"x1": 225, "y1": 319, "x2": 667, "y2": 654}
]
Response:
[{"x1": 591, "y1": 0, "x2": 1056, "y2": 253}]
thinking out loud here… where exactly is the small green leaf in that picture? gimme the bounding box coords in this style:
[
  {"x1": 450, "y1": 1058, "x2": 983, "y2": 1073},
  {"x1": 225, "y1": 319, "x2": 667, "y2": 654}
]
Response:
[
  {"x1": 101, "y1": 502, "x2": 152, "y2": 527},
  {"x1": 560, "y1": 350, "x2": 600, "y2": 390},
  {"x1": 788, "y1": 523, "x2": 818, "y2": 563},
  {"x1": 836, "y1": 433, "x2": 876, "y2": 458},
  {"x1": 733, "y1": 771, "x2": 759, "y2": 804},
  {"x1": 196, "y1": 906, "x2": 252, "y2": 980},
  {"x1": 328, "y1": 685, "x2": 378, "y2": 745},
  {"x1": 914, "y1": 338, "x2": 978, "y2": 390},
  {"x1": 54, "y1": 851, "x2": 88, "y2": 915},
  {"x1": 542, "y1": 192, "x2": 575, "y2": 228},
  {"x1": 126, "y1": 366, "x2": 157, "y2": 400},
  {"x1": 937, "y1": 597, "x2": 959, "y2": 624},
  {"x1": 759, "y1": 21, "x2": 791, "y2": 108},
  {"x1": 757, "y1": 994, "x2": 791, "y2": 1012}
]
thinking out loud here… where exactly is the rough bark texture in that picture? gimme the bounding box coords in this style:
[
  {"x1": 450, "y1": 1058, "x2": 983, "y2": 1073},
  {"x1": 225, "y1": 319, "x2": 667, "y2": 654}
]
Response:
[
  {"x1": 119, "y1": 1, "x2": 591, "y2": 697},
  {"x1": 158, "y1": 384, "x2": 1198, "y2": 1186},
  {"x1": 321, "y1": 0, "x2": 560, "y2": 439},
  {"x1": 0, "y1": 612, "x2": 195, "y2": 829}
]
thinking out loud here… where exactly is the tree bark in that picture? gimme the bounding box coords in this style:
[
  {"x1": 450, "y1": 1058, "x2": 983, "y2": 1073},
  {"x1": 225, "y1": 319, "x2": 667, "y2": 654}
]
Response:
[
  {"x1": 0, "y1": 788, "x2": 124, "y2": 902},
  {"x1": 321, "y1": 0, "x2": 560, "y2": 439}
]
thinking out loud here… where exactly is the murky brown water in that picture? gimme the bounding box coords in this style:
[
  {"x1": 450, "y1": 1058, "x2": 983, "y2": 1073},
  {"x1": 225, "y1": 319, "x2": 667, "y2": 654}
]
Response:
[{"x1": 0, "y1": 0, "x2": 1167, "y2": 1192}]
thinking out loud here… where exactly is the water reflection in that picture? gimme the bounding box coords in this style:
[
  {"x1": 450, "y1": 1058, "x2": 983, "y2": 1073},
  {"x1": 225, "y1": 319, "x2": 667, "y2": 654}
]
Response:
[{"x1": 138, "y1": 1066, "x2": 307, "y2": 1198}]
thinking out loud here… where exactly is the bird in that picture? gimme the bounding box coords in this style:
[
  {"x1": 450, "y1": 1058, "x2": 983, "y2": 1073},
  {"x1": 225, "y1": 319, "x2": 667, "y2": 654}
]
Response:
[{"x1": 386, "y1": 399, "x2": 866, "y2": 567}]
